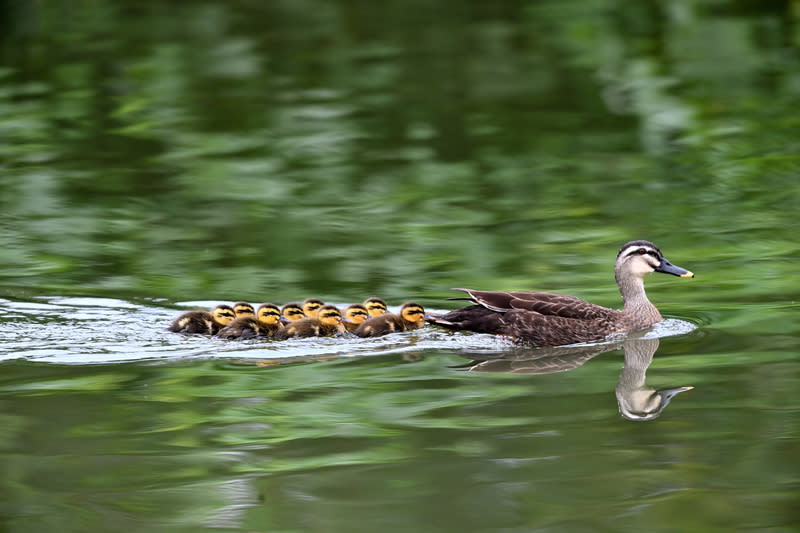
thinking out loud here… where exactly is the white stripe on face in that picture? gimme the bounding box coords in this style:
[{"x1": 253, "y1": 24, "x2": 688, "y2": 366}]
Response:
[{"x1": 620, "y1": 245, "x2": 659, "y2": 260}]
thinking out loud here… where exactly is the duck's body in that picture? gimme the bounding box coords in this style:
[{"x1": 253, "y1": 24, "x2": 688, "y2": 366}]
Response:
[
  {"x1": 233, "y1": 302, "x2": 255, "y2": 318},
  {"x1": 216, "y1": 303, "x2": 284, "y2": 339},
  {"x1": 274, "y1": 304, "x2": 345, "y2": 339},
  {"x1": 302, "y1": 298, "x2": 325, "y2": 319},
  {"x1": 168, "y1": 304, "x2": 236, "y2": 335},
  {"x1": 363, "y1": 297, "x2": 388, "y2": 317},
  {"x1": 354, "y1": 302, "x2": 427, "y2": 337},
  {"x1": 343, "y1": 304, "x2": 370, "y2": 333},
  {"x1": 427, "y1": 240, "x2": 693, "y2": 346},
  {"x1": 280, "y1": 303, "x2": 306, "y2": 323}
]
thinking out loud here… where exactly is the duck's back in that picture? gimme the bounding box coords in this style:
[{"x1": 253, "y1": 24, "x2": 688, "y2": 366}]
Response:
[
  {"x1": 216, "y1": 316, "x2": 266, "y2": 339},
  {"x1": 168, "y1": 311, "x2": 212, "y2": 334},
  {"x1": 274, "y1": 318, "x2": 341, "y2": 339},
  {"x1": 453, "y1": 289, "x2": 616, "y2": 320}
]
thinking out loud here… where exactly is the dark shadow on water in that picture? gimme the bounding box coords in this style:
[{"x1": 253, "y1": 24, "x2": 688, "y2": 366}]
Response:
[{"x1": 455, "y1": 337, "x2": 694, "y2": 421}]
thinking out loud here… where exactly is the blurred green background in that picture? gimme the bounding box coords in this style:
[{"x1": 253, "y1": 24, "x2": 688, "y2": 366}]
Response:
[{"x1": 2, "y1": 0, "x2": 796, "y2": 305}]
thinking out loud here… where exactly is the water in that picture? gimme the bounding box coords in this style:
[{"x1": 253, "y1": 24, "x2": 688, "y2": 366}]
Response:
[{"x1": 1, "y1": 0, "x2": 799, "y2": 531}]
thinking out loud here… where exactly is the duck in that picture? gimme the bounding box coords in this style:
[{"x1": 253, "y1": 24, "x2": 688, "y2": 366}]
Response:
[
  {"x1": 362, "y1": 297, "x2": 388, "y2": 317},
  {"x1": 232, "y1": 302, "x2": 255, "y2": 318},
  {"x1": 354, "y1": 302, "x2": 427, "y2": 337},
  {"x1": 343, "y1": 304, "x2": 370, "y2": 333},
  {"x1": 302, "y1": 298, "x2": 325, "y2": 318},
  {"x1": 274, "y1": 304, "x2": 345, "y2": 339},
  {"x1": 168, "y1": 304, "x2": 236, "y2": 334},
  {"x1": 426, "y1": 240, "x2": 694, "y2": 346},
  {"x1": 280, "y1": 303, "x2": 306, "y2": 322},
  {"x1": 216, "y1": 303, "x2": 284, "y2": 340}
]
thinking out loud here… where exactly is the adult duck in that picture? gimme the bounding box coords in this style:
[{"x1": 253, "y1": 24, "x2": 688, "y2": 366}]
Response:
[{"x1": 426, "y1": 240, "x2": 693, "y2": 346}]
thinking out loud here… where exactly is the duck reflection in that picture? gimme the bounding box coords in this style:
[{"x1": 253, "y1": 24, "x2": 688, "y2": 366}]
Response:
[{"x1": 458, "y1": 337, "x2": 693, "y2": 421}]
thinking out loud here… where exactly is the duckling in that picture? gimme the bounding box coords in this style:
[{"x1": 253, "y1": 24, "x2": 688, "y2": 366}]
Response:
[
  {"x1": 274, "y1": 304, "x2": 345, "y2": 339},
  {"x1": 216, "y1": 303, "x2": 284, "y2": 340},
  {"x1": 363, "y1": 297, "x2": 388, "y2": 317},
  {"x1": 232, "y1": 302, "x2": 255, "y2": 318},
  {"x1": 343, "y1": 304, "x2": 370, "y2": 333},
  {"x1": 427, "y1": 240, "x2": 694, "y2": 346},
  {"x1": 168, "y1": 304, "x2": 236, "y2": 334},
  {"x1": 302, "y1": 298, "x2": 325, "y2": 318},
  {"x1": 354, "y1": 302, "x2": 427, "y2": 337},
  {"x1": 280, "y1": 302, "x2": 306, "y2": 322}
]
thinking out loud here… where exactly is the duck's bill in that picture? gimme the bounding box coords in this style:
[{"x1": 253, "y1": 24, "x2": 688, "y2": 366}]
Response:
[
  {"x1": 656, "y1": 258, "x2": 694, "y2": 278},
  {"x1": 657, "y1": 385, "x2": 694, "y2": 406}
]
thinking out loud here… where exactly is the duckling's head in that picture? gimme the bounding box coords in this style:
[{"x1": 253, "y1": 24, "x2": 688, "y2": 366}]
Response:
[
  {"x1": 281, "y1": 303, "x2": 306, "y2": 322},
  {"x1": 399, "y1": 302, "x2": 426, "y2": 324},
  {"x1": 211, "y1": 305, "x2": 237, "y2": 326},
  {"x1": 256, "y1": 303, "x2": 282, "y2": 326},
  {"x1": 302, "y1": 298, "x2": 325, "y2": 318},
  {"x1": 344, "y1": 304, "x2": 370, "y2": 326},
  {"x1": 233, "y1": 302, "x2": 255, "y2": 318},
  {"x1": 363, "y1": 297, "x2": 388, "y2": 317},
  {"x1": 615, "y1": 240, "x2": 694, "y2": 281},
  {"x1": 317, "y1": 304, "x2": 343, "y2": 326}
]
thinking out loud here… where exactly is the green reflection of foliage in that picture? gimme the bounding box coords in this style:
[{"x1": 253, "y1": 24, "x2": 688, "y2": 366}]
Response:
[{"x1": 0, "y1": 0, "x2": 797, "y2": 307}]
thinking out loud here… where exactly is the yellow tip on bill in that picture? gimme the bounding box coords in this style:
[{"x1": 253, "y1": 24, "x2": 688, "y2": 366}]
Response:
[{"x1": 681, "y1": 271, "x2": 695, "y2": 278}]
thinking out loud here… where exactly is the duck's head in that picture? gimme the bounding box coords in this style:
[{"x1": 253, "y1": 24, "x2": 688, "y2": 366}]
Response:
[
  {"x1": 344, "y1": 304, "x2": 370, "y2": 326},
  {"x1": 302, "y1": 298, "x2": 325, "y2": 318},
  {"x1": 256, "y1": 303, "x2": 282, "y2": 326},
  {"x1": 317, "y1": 305, "x2": 343, "y2": 326},
  {"x1": 281, "y1": 303, "x2": 306, "y2": 322},
  {"x1": 363, "y1": 297, "x2": 388, "y2": 317},
  {"x1": 399, "y1": 302, "x2": 426, "y2": 324},
  {"x1": 233, "y1": 302, "x2": 255, "y2": 318},
  {"x1": 211, "y1": 305, "x2": 237, "y2": 326},
  {"x1": 615, "y1": 240, "x2": 694, "y2": 281}
]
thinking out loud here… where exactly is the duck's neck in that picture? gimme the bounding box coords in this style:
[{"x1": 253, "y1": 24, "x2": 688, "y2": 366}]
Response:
[{"x1": 616, "y1": 272, "x2": 662, "y2": 326}]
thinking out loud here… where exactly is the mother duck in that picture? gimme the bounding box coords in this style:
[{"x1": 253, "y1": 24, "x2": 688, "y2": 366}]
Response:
[{"x1": 426, "y1": 240, "x2": 693, "y2": 346}]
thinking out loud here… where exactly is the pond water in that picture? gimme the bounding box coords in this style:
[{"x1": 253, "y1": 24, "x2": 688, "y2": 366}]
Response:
[{"x1": 1, "y1": 1, "x2": 799, "y2": 532}]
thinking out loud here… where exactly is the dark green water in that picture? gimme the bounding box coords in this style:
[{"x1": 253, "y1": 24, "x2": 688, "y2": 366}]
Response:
[{"x1": 1, "y1": 1, "x2": 799, "y2": 531}]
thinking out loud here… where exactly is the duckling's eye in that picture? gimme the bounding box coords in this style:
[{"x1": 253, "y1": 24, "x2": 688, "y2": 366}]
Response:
[
  {"x1": 322, "y1": 312, "x2": 340, "y2": 319},
  {"x1": 637, "y1": 249, "x2": 647, "y2": 255}
]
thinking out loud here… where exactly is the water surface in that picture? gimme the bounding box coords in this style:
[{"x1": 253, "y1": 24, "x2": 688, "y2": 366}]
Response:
[{"x1": 1, "y1": 1, "x2": 799, "y2": 531}]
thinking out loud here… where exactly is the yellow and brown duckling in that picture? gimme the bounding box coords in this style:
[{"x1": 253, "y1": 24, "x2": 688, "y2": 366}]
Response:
[
  {"x1": 280, "y1": 303, "x2": 306, "y2": 323},
  {"x1": 363, "y1": 297, "x2": 388, "y2": 317},
  {"x1": 354, "y1": 302, "x2": 427, "y2": 337},
  {"x1": 216, "y1": 303, "x2": 284, "y2": 340},
  {"x1": 302, "y1": 297, "x2": 325, "y2": 318},
  {"x1": 274, "y1": 304, "x2": 345, "y2": 339},
  {"x1": 343, "y1": 304, "x2": 370, "y2": 333},
  {"x1": 168, "y1": 304, "x2": 236, "y2": 335},
  {"x1": 232, "y1": 302, "x2": 255, "y2": 318}
]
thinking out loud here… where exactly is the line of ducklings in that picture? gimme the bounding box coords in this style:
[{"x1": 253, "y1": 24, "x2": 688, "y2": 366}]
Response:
[{"x1": 167, "y1": 297, "x2": 428, "y2": 340}]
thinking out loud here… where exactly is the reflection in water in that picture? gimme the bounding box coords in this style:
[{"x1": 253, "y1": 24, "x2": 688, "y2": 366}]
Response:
[
  {"x1": 614, "y1": 338, "x2": 694, "y2": 421},
  {"x1": 458, "y1": 337, "x2": 694, "y2": 421}
]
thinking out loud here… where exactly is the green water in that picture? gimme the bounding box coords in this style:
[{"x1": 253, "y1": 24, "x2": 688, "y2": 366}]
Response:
[{"x1": 1, "y1": 1, "x2": 799, "y2": 531}]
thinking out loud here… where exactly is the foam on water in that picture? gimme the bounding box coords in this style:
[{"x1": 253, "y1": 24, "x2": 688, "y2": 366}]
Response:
[{"x1": 0, "y1": 297, "x2": 699, "y2": 365}]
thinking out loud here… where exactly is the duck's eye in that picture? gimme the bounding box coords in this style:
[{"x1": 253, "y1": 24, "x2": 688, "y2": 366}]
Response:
[{"x1": 637, "y1": 249, "x2": 647, "y2": 255}]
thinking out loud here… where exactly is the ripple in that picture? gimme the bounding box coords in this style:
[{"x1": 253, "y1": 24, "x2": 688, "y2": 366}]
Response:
[{"x1": 0, "y1": 298, "x2": 699, "y2": 365}]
